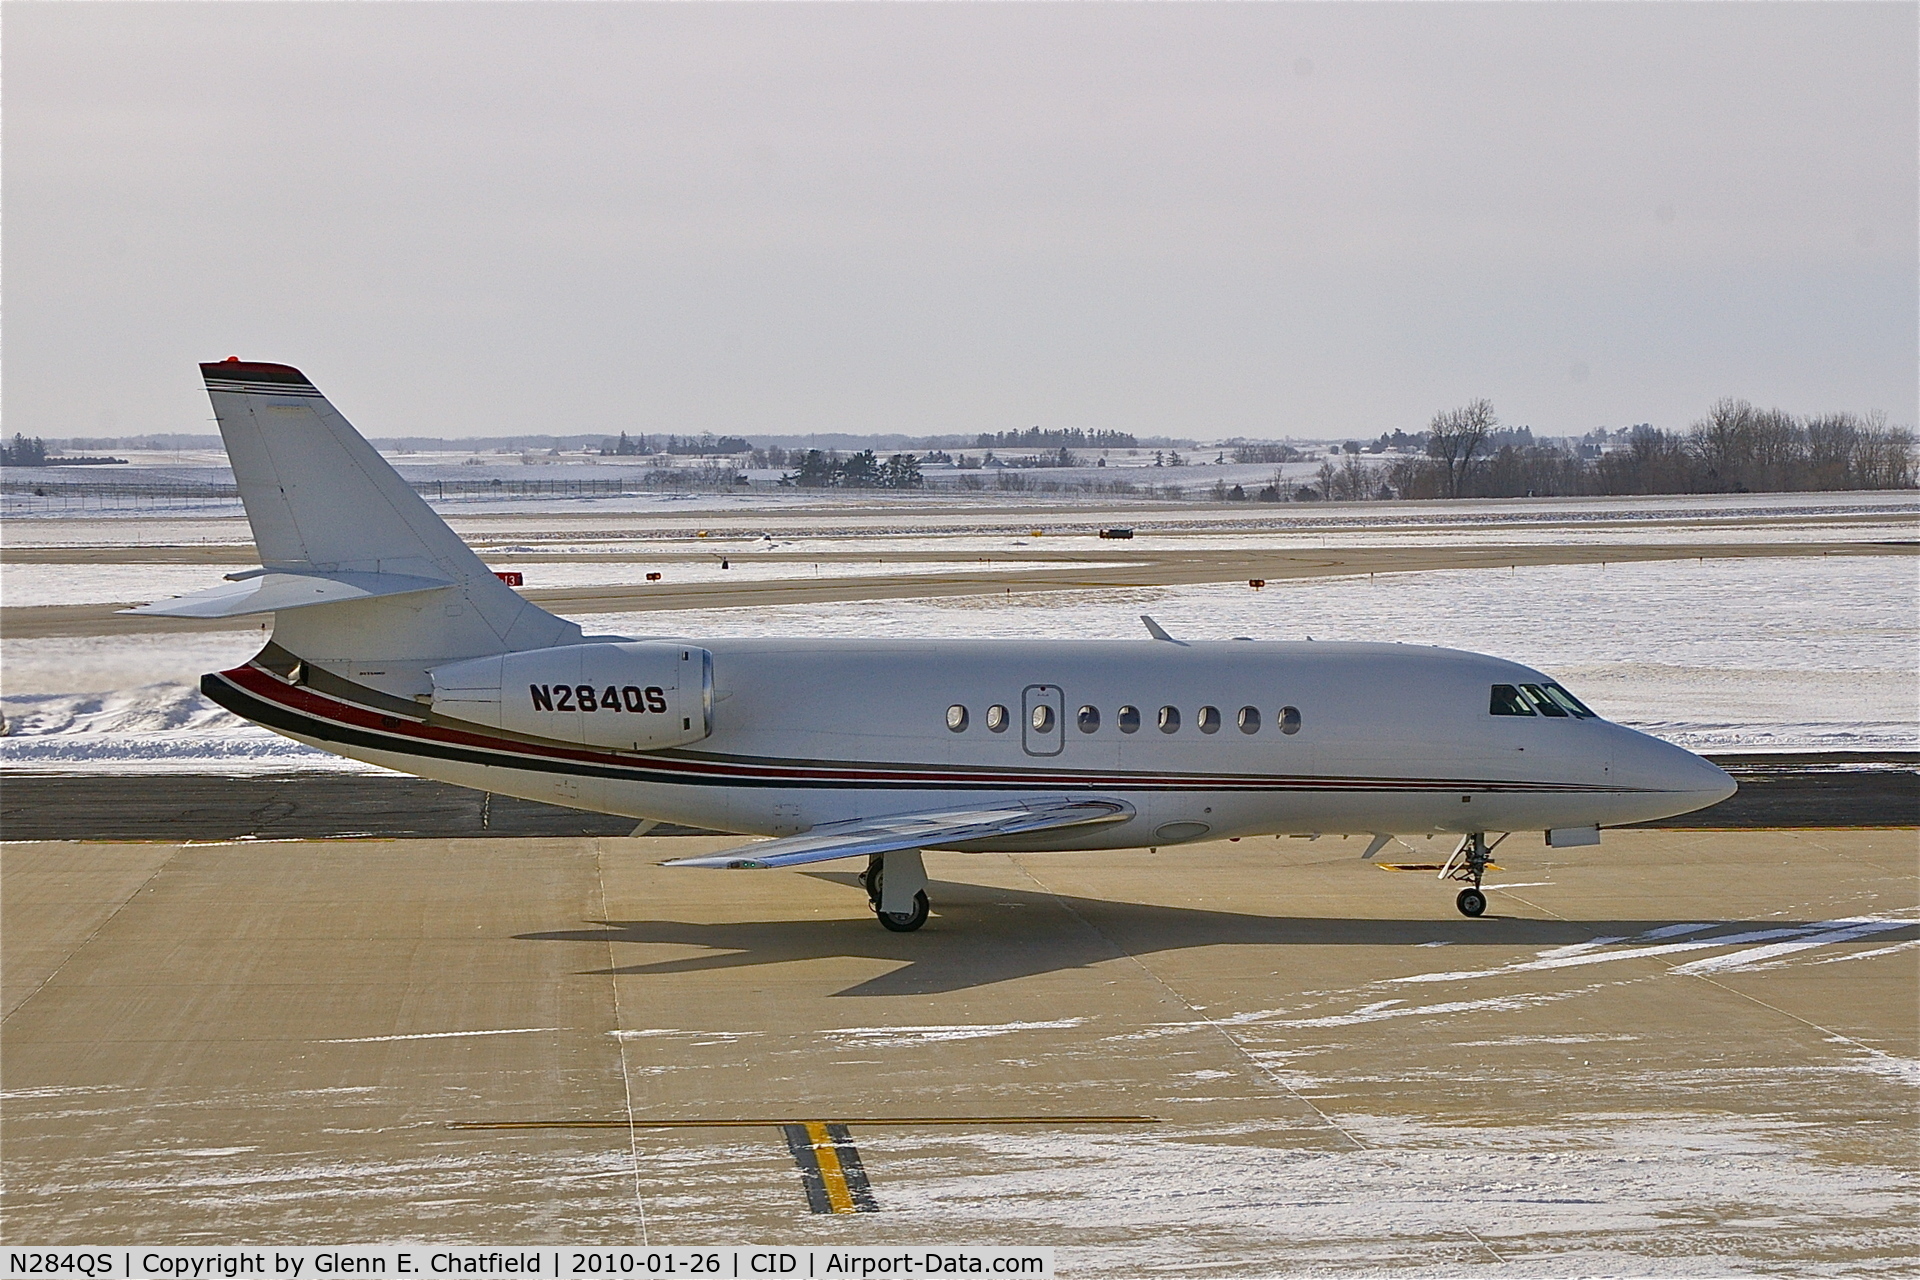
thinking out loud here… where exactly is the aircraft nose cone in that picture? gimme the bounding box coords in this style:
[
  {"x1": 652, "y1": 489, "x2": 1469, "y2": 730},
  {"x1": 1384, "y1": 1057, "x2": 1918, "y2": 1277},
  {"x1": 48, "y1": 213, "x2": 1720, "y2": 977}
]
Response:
[
  {"x1": 1611, "y1": 729, "x2": 1736, "y2": 821},
  {"x1": 1660, "y1": 743, "x2": 1737, "y2": 805},
  {"x1": 1687, "y1": 753, "x2": 1739, "y2": 807}
]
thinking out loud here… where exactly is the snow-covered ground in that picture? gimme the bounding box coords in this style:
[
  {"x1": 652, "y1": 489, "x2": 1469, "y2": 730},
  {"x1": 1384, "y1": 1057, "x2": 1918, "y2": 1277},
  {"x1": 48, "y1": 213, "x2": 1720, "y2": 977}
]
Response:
[
  {"x1": 2, "y1": 555, "x2": 1099, "y2": 610},
  {"x1": 7, "y1": 473, "x2": 1916, "y2": 527},
  {"x1": 580, "y1": 555, "x2": 1918, "y2": 754},
  {"x1": 2, "y1": 553, "x2": 1911, "y2": 772}
]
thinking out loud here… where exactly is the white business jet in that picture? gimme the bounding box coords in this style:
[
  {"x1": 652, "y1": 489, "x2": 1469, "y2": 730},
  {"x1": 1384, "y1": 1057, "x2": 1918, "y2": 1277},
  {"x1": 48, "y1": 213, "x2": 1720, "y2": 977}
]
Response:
[{"x1": 133, "y1": 361, "x2": 1736, "y2": 929}]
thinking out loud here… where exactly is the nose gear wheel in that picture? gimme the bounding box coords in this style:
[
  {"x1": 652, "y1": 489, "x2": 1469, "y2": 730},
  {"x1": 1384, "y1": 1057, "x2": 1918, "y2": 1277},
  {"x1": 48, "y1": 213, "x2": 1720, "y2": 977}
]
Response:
[{"x1": 1440, "y1": 833, "x2": 1501, "y2": 917}]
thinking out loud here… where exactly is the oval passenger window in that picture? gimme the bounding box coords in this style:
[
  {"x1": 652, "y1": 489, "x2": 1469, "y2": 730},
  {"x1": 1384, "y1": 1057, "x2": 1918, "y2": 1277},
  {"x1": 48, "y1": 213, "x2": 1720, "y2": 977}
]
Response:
[
  {"x1": 946, "y1": 704, "x2": 969, "y2": 732},
  {"x1": 1077, "y1": 705, "x2": 1100, "y2": 733},
  {"x1": 1031, "y1": 704, "x2": 1056, "y2": 732},
  {"x1": 1237, "y1": 706, "x2": 1261, "y2": 734},
  {"x1": 1117, "y1": 705, "x2": 1141, "y2": 734},
  {"x1": 1197, "y1": 706, "x2": 1221, "y2": 734},
  {"x1": 1158, "y1": 706, "x2": 1181, "y2": 734},
  {"x1": 1279, "y1": 705, "x2": 1302, "y2": 735},
  {"x1": 986, "y1": 704, "x2": 1009, "y2": 732}
]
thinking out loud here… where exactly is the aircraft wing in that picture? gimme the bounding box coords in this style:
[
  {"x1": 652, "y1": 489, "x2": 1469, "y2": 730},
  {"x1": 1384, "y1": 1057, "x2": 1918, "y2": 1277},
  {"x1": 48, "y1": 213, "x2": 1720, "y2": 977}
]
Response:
[{"x1": 660, "y1": 798, "x2": 1134, "y2": 869}]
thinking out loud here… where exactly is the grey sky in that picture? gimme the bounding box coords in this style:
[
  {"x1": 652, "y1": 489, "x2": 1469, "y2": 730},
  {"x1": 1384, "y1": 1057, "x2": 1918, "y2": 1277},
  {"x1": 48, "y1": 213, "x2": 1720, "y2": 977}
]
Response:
[{"x1": 5, "y1": 2, "x2": 1914, "y2": 444}]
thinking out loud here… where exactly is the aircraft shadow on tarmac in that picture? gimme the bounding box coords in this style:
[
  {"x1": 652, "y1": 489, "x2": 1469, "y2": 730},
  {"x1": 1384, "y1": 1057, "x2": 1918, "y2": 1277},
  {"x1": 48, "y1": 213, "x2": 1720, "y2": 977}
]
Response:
[{"x1": 512, "y1": 874, "x2": 1892, "y2": 997}]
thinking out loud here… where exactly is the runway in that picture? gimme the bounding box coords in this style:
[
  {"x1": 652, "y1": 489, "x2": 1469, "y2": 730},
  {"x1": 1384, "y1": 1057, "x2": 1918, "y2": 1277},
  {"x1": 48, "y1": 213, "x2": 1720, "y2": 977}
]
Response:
[{"x1": 3, "y1": 828, "x2": 1914, "y2": 1272}]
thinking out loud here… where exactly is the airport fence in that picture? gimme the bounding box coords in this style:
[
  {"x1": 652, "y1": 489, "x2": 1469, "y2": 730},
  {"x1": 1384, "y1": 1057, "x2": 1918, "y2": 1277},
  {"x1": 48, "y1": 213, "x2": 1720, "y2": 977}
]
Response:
[{"x1": 0, "y1": 475, "x2": 743, "y2": 514}]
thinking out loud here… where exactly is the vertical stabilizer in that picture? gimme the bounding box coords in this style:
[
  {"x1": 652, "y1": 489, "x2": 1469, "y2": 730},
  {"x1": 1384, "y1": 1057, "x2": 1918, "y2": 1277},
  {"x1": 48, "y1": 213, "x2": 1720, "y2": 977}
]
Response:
[{"x1": 201, "y1": 359, "x2": 578, "y2": 692}]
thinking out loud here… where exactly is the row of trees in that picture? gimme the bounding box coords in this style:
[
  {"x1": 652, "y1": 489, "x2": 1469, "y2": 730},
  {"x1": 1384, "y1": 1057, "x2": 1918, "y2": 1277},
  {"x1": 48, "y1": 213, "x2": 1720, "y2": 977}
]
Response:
[
  {"x1": 602, "y1": 431, "x2": 752, "y2": 457},
  {"x1": 2, "y1": 434, "x2": 48, "y2": 466},
  {"x1": 779, "y1": 449, "x2": 924, "y2": 489},
  {"x1": 973, "y1": 427, "x2": 1136, "y2": 450},
  {"x1": 1229, "y1": 441, "x2": 1304, "y2": 464},
  {"x1": 1360, "y1": 399, "x2": 1914, "y2": 500}
]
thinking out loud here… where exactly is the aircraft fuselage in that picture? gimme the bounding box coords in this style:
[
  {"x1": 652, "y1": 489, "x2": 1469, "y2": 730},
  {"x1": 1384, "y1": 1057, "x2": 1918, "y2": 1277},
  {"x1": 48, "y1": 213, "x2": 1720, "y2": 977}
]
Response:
[{"x1": 206, "y1": 636, "x2": 1731, "y2": 849}]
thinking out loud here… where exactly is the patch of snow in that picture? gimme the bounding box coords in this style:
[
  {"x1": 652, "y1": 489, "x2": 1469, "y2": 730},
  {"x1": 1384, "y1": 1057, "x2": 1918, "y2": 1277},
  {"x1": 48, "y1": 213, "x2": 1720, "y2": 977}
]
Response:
[
  {"x1": 0, "y1": 683, "x2": 381, "y2": 774},
  {"x1": 826, "y1": 1018, "x2": 1087, "y2": 1045},
  {"x1": 1247, "y1": 988, "x2": 1595, "y2": 1029},
  {"x1": 1394, "y1": 916, "x2": 1917, "y2": 985},
  {"x1": 316, "y1": 1028, "x2": 559, "y2": 1043},
  {"x1": 1666, "y1": 919, "x2": 1920, "y2": 975},
  {"x1": 607, "y1": 1029, "x2": 760, "y2": 1041}
]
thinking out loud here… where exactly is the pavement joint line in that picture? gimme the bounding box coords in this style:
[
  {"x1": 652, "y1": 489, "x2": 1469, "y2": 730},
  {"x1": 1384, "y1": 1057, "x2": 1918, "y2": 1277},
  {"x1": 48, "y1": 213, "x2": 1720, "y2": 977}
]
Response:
[
  {"x1": 1005, "y1": 853, "x2": 1372, "y2": 1152},
  {"x1": 1682, "y1": 971, "x2": 1893, "y2": 1061},
  {"x1": 1461, "y1": 1226, "x2": 1508, "y2": 1264},
  {"x1": 0, "y1": 842, "x2": 181, "y2": 1026},
  {"x1": 593, "y1": 844, "x2": 650, "y2": 1247}
]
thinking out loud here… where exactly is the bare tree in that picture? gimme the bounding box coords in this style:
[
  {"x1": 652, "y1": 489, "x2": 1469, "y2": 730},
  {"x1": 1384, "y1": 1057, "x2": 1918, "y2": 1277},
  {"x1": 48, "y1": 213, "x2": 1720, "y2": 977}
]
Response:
[
  {"x1": 1426, "y1": 398, "x2": 1497, "y2": 497},
  {"x1": 1854, "y1": 410, "x2": 1916, "y2": 490},
  {"x1": 1325, "y1": 453, "x2": 1380, "y2": 500}
]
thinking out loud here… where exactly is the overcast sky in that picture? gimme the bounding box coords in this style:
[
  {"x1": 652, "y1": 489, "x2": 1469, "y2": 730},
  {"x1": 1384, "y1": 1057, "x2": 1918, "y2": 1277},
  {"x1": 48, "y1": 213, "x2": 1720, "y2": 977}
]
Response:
[{"x1": 5, "y1": 2, "x2": 1914, "y2": 443}]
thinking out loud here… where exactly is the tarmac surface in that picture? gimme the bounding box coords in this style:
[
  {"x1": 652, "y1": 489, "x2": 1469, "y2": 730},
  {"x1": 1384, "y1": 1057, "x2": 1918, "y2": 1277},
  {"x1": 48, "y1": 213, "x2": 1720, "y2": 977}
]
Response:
[{"x1": 3, "y1": 828, "x2": 1915, "y2": 1274}]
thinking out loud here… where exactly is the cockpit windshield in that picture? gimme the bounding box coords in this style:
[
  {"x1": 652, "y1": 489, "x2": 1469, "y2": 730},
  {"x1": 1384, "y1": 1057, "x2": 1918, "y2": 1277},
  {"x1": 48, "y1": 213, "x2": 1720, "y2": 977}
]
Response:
[
  {"x1": 1542, "y1": 683, "x2": 1596, "y2": 718},
  {"x1": 1519, "y1": 684, "x2": 1569, "y2": 717},
  {"x1": 1490, "y1": 681, "x2": 1598, "y2": 719}
]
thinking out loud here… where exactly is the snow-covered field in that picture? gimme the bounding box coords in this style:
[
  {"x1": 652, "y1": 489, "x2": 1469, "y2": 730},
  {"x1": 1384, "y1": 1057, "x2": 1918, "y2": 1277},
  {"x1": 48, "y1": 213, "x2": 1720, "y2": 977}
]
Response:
[
  {"x1": 2, "y1": 552, "x2": 1912, "y2": 772},
  {"x1": 575, "y1": 555, "x2": 1918, "y2": 753},
  {"x1": 6, "y1": 478, "x2": 1916, "y2": 529},
  {"x1": 1, "y1": 555, "x2": 1096, "y2": 610}
]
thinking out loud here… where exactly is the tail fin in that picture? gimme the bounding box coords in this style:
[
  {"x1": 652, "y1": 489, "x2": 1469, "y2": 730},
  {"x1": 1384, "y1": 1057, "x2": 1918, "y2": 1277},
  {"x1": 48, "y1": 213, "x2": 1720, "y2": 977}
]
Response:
[
  {"x1": 204, "y1": 359, "x2": 480, "y2": 576},
  {"x1": 182, "y1": 360, "x2": 577, "y2": 694}
]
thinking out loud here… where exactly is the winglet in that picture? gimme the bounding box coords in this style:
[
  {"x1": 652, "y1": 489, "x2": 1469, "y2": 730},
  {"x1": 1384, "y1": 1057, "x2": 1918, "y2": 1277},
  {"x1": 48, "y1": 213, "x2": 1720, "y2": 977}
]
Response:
[{"x1": 1140, "y1": 615, "x2": 1185, "y2": 644}]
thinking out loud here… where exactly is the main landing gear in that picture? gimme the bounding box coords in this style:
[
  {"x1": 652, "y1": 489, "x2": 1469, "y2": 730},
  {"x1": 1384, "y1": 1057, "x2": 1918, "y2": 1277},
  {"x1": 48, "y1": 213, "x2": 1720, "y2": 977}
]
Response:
[
  {"x1": 862, "y1": 852, "x2": 930, "y2": 933},
  {"x1": 1440, "y1": 832, "x2": 1497, "y2": 918}
]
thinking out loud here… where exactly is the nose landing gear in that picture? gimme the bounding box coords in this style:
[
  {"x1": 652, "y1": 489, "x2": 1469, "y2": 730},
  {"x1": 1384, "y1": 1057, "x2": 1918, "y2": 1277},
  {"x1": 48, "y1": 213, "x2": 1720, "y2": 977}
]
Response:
[{"x1": 1440, "y1": 832, "x2": 1497, "y2": 917}]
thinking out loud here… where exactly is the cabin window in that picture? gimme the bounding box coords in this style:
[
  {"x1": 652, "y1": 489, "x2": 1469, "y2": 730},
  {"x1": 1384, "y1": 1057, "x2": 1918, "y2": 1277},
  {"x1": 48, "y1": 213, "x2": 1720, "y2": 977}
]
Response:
[
  {"x1": 1117, "y1": 705, "x2": 1141, "y2": 734},
  {"x1": 1077, "y1": 705, "x2": 1101, "y2": 733},
  {"x1": 946, "y1": 704, "x2": 969, "y2": 732},
  {"x1": 1030, "y1": 703, "x2": 1056, "y2": 733},
  {"x1": 1278, "y1": 705, "x2": 1302, "y2": 735},
  {"x1": 1158, "y1": 705, "x2": 1181, "y2": 734},
  {"x1": 986, "y1": 703, "x2": 1010, "y2": 732},
  {"x1": 1237, "y1": 706, "x2": 1261, "y2": 734},
  {"x1": 1197, "y1": 705, "x2": 1222, "y2": 734},
  {"x1": 1520, "y1": 683, "x2": 1570, "y2": 717},
  {"x1": 1490, "y1": 684, "x2": 1534, "y2": 716},
  {"x1": 1544, "y1": 684, "x2": 1597, "y2": 718}
]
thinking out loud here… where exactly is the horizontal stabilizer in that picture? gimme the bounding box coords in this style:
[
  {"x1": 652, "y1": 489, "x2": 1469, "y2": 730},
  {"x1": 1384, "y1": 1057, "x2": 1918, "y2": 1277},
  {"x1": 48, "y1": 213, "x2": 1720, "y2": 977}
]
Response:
[
  {"x1": 122, "y1": 569, "x2": 454, "y2": 619},
  {"x1": 662, "y1": 798, "x2": 1134, "y2": 869}
]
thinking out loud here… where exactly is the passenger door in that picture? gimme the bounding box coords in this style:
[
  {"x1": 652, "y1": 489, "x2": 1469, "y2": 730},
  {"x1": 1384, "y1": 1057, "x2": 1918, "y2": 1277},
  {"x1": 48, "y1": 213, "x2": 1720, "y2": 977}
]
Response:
[{"x1": 1022, "y1": 684, "x2": 1065, "y2": 757}]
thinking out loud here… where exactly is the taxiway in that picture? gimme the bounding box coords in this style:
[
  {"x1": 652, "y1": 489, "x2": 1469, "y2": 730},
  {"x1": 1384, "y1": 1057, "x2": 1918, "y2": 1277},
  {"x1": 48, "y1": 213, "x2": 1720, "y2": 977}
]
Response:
[{"x1": 4, "y1": 829, "x2": 1914, "y2": 1273}]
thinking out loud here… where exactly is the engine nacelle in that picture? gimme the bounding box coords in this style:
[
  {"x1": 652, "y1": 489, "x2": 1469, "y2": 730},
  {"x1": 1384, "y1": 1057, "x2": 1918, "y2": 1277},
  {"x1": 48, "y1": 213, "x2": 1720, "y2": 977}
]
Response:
[{"x1": 429, "y1": 642, "x2": 712, "y2": 751}]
